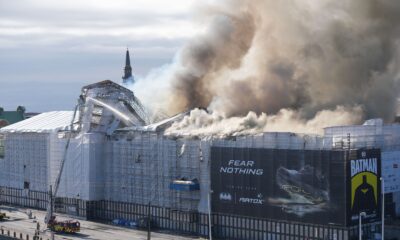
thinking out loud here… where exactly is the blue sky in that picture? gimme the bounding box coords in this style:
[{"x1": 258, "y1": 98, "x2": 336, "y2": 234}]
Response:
[{"x1": 0, "y1": 0, "x2": 196, "y2": 112}]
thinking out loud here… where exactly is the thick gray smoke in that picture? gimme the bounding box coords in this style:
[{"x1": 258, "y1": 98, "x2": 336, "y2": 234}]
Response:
[
  {"x1": 165, "y1": 107, "x2": 364, "y2": 137},
  {"x1": 166, "y1": 0, "x2": 400, "y2": 119},
  {"x1": 134, "y1": 0, "x2": 400, "y2": 135}
]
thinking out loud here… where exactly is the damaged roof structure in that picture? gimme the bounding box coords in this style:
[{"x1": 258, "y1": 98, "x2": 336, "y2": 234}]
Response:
[{"x1": 0, "y1": 80, "x2": 400, "y2": 239}]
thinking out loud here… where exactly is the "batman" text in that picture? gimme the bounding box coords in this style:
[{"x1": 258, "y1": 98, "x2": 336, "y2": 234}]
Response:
[{"x1": 351, "y1": 158, "x2": 377, "y2": 177}]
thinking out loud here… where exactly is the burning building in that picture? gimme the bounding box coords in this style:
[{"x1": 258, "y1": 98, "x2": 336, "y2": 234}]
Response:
[
  {"x1": 0, "y1": 80, "x2": 399, "y2": 239},
  {"x1": 2, "y1": 0, "x2": 400, "y2": 238}
]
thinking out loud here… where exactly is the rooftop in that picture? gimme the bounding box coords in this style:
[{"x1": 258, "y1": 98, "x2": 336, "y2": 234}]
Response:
[
  {"x1": 0, "y1": 106, "x2": 25, "y2": 128},
  {"x1": 0, "y1": 111, "x2": 76, "y2": 133}
]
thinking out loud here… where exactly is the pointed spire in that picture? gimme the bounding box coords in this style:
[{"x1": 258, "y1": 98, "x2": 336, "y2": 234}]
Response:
[
  {"x1": 125, "y1": 48, "x2": 131, "y2": 66},
  {"x1": 122, "y1": 48, "x2": 134, "y2": 84}
]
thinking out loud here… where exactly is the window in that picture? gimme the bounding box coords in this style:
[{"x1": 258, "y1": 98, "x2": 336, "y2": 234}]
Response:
[{"x1": 0, "y1": 134, "x2": 4, "y2": 158}]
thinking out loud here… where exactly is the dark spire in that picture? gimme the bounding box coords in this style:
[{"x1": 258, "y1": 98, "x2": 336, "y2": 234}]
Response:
[
  {"x1": 125, "y1": 48, "x2": 131, "y2": 66},
  {"x1": 122, "y1": 48, "x2": 134, "y2": 84}
]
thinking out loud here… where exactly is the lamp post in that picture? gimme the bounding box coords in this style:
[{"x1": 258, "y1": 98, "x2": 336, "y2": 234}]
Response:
[
  {"x1": 359, "y1": 212, "x2": 366, "y2": 240},
  {"x1": 380, "y1": 177, "x2": 384, "y2": 240},
  {"x1": 208, "y1": 190, "x2": 213, "y2": 240},
  {"x1": 147, "y1": 201, "x2": 151, "y2": 240}
]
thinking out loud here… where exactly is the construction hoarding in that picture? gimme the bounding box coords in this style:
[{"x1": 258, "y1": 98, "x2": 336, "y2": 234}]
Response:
[
  {"x1": 382, "y1": 150, "x2": 400, "y2": 193},
  {"x1": 211, "y1": 147, "x2": 347, "y2": 225},
  {"x1": 347, "y1": 149, "x2": 381, "y2": 225},
  {"x1": 211, "y1": 147, "x2": 381, "y2": 226}
]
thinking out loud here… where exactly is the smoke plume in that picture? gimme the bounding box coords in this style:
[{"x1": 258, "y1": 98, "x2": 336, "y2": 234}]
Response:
[
  {"x1": 135, "y1": 0, "x2": 400, "y2": 134},
  {"x1": 165, "y1": 107, "x2": 364, "y2": 137}
]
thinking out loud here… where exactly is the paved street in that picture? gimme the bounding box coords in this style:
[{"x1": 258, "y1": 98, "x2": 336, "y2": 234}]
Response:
[{"x1": 0, "y1": 206, "x2": 201, "y2": 240}]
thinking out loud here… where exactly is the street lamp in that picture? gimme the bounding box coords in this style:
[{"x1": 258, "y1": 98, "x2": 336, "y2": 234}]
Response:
[
  {"x1": 208, "y1": 190, "x2": 213, "y2": 240},
  {"x1": 359, "y1": 212, "x2": 366, "y2": 240},
  {"x1": 380, "y1": 177, "x2": 385, "y2": 240},
  {"x1": 147, "y1": 201, "x2": 151, "y2": 240}
]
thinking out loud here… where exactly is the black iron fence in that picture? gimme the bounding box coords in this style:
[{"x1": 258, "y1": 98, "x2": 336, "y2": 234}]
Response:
[
  {"x1": 1, "y1": 186, "x2": 382, "y2": 240},
  {"x1": 0, "y1": 186, "x2": 48, "y2": 210},
  {"x1": 211, "y1": 213, "x2": 347, "y2": 240},
  {"x1": 90, "y1": 200, "x2": 358, "y2": 240},
  {"x1": 90, "y1": 200, "x2": 207, "y2": 235}
]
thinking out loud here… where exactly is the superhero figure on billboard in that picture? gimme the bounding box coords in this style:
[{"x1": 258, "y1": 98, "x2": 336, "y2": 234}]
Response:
[{"x1": 352, "y1": 175, "x2": 376, "y2": 213}]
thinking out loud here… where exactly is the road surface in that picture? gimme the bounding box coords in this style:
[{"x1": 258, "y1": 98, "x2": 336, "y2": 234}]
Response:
[{"x1": 0, "y1": 206, "x2": 201, "y2": 240}]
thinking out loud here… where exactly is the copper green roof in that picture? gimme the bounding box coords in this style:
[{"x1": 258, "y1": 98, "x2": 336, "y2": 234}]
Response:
[{"x1": 0, "y1": 106, "x2": 25, "y2": 128}]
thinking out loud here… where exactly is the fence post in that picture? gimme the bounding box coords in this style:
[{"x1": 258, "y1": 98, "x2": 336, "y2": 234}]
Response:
[{"x1": 147, "y1": 201, "x2": 151, "y2": 240}]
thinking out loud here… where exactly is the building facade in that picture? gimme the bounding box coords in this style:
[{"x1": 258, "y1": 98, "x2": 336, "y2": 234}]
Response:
[{"x1": 0, "y1": 81, "x2": 399, "y2": 239}]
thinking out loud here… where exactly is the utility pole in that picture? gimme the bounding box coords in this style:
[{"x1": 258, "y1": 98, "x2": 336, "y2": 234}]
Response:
[{"x1": 380, "y1": 177, "x2": 385, "y2": 240}]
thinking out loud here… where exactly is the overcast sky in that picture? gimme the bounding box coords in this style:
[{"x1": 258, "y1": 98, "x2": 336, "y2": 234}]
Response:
[{"x1": 0, "y1": 0, "x2": 196, "y2": 112}]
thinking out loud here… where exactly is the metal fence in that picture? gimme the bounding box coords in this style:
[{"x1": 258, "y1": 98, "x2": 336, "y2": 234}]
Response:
[
  {"x1": 91, "y1": 200, "x2": 359, "y2": 240},
  {"x1": 0, "y1": 186, "x2": 48, "y2": 210},
  {"x1": 0, "y1": 186, "x2": 88, "y2": 218},
  {"x1": 211, "y1": 213, "x2": 348, "y2": 240},
  {"x1": 1, "y1": 187, "x2": 383, "y2": 240},
  {"x1": 90, "y1": 200, "x2": 208, "y2": 235}
]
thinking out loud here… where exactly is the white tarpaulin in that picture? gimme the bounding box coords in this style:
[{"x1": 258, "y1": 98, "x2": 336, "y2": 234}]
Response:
[
  {"x1": 382, "y1": 151, "x2": 400, "y2": 193},
  {"x1": 0, "y1": 111, "x2": 76, "y2": 133}
]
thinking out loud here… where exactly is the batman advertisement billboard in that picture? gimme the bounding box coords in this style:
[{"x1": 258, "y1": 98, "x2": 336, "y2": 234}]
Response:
[
  {"x1": 347, "y1": 149, "x2": 381, "y2": 225},
  {"x1": 211, "y1": 147, "x2": 348, "y2": 225}
]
